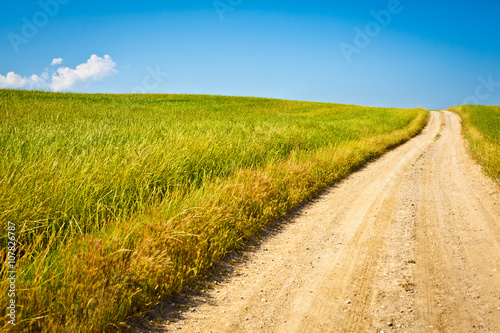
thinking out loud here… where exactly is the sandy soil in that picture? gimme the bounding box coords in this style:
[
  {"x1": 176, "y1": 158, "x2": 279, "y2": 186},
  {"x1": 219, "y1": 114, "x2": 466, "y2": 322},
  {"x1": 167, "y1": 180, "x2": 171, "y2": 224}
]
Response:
[{"x1": 134, "y1": 111, "x2": 500, "y2": 332}]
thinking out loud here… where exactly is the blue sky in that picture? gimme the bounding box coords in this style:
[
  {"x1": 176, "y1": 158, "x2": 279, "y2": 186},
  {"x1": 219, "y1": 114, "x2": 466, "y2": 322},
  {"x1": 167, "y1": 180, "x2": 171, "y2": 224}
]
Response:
[{"x1": 1, "y1": 0, "x2": 499, "y2": 109}]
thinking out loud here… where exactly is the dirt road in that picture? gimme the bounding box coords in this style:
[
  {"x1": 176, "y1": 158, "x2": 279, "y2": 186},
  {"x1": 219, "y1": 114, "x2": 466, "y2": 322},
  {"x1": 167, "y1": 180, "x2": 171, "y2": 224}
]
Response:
[{"x1": 152, "y1": 111, "x2": 500, "y2": 332}]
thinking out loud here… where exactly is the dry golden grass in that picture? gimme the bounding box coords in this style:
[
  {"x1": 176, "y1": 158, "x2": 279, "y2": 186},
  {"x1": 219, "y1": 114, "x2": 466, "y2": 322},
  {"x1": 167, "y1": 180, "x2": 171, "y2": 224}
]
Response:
[{"x1": 450, "y1": 105, "x2": 500, "y2": 181}]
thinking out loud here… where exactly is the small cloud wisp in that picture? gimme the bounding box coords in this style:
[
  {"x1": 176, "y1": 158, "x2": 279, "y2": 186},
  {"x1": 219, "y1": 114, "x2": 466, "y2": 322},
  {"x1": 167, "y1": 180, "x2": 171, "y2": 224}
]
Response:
[{"x1": 51, "y1": 57, "x2": 63, "y2": 66}]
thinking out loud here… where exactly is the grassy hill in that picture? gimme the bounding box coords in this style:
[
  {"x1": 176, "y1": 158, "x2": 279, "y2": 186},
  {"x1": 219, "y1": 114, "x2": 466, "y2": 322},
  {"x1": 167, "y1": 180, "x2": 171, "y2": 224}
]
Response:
[
  {"x1": 0, "y1": 90, "x2": 428, "y2": 332},
  {"x1": 450, "y1": 105, "x2": 500, "y2": 181}
]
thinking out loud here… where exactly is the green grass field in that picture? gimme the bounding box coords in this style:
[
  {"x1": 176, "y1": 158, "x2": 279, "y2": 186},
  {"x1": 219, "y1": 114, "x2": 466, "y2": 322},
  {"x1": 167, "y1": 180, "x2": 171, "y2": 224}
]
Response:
[
  {"x1": 451, "y1": 105, "x2": 500, "y2": 181},
  {"x1": 0, "y1": 90, "x2": 428, "y2": 332}
]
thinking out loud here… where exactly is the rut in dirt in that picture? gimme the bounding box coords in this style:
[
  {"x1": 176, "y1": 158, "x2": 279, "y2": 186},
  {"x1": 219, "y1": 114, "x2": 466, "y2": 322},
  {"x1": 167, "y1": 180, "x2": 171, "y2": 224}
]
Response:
[{"x1": 134, "y1": 111, "x2": 500, "y2": 333}]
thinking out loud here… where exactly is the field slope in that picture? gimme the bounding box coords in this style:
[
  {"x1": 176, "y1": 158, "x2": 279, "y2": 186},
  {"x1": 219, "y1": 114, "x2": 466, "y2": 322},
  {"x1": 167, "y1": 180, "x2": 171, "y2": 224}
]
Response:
[
  {"x1": 0, "y1": 90, "x2": 427, "y2": 332},
  {"x1": 450, "y1": 105, "x2": 500, "y2": 181}
]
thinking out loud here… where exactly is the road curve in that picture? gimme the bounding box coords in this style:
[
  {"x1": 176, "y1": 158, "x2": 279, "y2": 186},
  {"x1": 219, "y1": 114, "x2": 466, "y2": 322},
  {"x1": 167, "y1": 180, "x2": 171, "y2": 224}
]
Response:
[{"x1": 150, "y1": 111, "x2": 500, "y2": 332}]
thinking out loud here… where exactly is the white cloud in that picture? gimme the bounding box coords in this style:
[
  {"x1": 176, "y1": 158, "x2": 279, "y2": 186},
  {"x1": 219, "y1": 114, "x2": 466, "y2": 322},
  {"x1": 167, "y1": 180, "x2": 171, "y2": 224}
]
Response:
[
  {"x1": 0, "y1": 54, "x2": 117, "y2": 92},
  {"x1": 51, "y1": 54, "x2": 117, "y2": 91},
  {"x1": 51, "y1": 58, "x2": 63, "y2": 66},
  {"x1": 0, "y1": 72, "x2": 48, "y2": 90}
]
